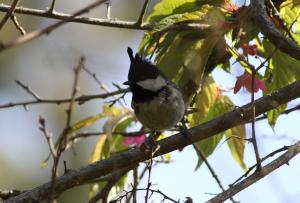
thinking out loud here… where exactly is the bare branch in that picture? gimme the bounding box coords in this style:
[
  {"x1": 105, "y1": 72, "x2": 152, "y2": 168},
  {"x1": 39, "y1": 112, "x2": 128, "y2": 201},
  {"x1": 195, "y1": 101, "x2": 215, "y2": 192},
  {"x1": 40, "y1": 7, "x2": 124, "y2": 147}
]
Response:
[
  {"x1": 0, "y1": 89, "x2": 128, "y2": 109},
  {"x1": 0, "y1": 4, "x2": 211, "y2": 33},
  {"x1": 0, "y1": 0, "x2": 109, "y2": 53},
  {"x1": 206, "y1": 140, "x2": 300, "y2": 203},
  {"x1": 112, "y1": 188, "x2": 179, "y2": 203},
  {"x1": 48, "y1": 0, "x2": 56, "y2": 13},
  {"x1": 39, "y1": 115, "x2": 57, "y2": 158},
  {"x1": 192, "y1": 144, "x2": 237, "y2": 203},
  {"x1": 0, "y1": 189, "x2": 21, "y2": 201},
  {"x1": 64, "y1": 57, "x2": 84, "y2": 132},
  {"x1": 88, "y1": 166, "x2": 134, "y2": 203},
  {"x1": 230, "y1": 145, "x2": 289, "y2": 186},
  {"x1": 136, "y1": 0, "x2": 150, "y2": 25},
  {"x1": 105, "y1": 0, "x2": 111, "y2": 19},
  {"x1": 49, "y1": 57, "x2": 84, "y2": 200},
  {"x1": 10, "y1": 14, "x2": 26, "y2": 35},
  {"x1": 0, "y1": 0, "x2": 20, "y2": 30},
  {"x1": 15, "y1": 80, "x2": 41, "y2": 100},
  {"x1": 5, "y1": 79, "x2": 300, "y2": 202},
  {"x1": 82, "y1": 66, "x2": 126, "y2": 107},
  {"x1": 250, "y1": 69, "x2": 262, "y2": 170}
]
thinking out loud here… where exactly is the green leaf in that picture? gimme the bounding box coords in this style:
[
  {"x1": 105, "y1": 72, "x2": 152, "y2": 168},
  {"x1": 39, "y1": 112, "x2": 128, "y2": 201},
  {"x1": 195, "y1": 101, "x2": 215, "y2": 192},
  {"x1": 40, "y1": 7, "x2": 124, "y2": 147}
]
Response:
[
  {"x1": 194, "y1": 132, "x2": 223, "y2": 170},
  {"x1": 152, "y1": 6, "x2": 212, "y2": 32},
  {"x1": 225, "y1": 125, "x2": 247, "y2": 171},
  {"x1": 193, "y1": 95, "x2": 231, "y2": 170},
  {"x1": 267, "y1": 103, "x2": 287, "y2": 129},
  {"x1": 279, "y1": 1, "x2": 300, "y2": 42},
  {"x1": 259, "y1": 40, "x2": 300, "y2": 92},
  {"x1": 146, "y1": 0, "x2": 214, "y2": 24},
  {"x1": 189, "y1": 75, "x2": 218, "y2": 126},
  {"x1": 259, "y1": 40, "x2": 300, "y2": 127}
]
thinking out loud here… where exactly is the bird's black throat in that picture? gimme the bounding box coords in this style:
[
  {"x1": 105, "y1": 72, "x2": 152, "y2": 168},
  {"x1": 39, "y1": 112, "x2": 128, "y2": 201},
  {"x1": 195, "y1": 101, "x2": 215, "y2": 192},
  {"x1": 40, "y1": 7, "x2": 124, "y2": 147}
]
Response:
[{"x1": 130, "y1": 83, "x2": 165, "y2": 103}]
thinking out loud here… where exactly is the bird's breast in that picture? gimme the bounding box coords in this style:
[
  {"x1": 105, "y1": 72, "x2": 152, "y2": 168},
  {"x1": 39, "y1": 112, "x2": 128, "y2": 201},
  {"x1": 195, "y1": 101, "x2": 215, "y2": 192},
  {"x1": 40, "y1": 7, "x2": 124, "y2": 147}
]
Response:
[{"x1": 133, "y1": 89, "x2": 185, "y2": 131}]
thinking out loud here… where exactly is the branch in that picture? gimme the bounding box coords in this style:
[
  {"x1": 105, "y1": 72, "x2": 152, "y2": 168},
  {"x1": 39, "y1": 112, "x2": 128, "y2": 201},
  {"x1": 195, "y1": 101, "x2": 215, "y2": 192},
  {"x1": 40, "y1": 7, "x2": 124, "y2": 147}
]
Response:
[
  {"x1": 0, "y1": 89, "x2": 128, "y2": 109},
  {"x1": 5, "y1": 79, "x2": 300, "y2": 202},
  {"x1": 192, "y1": 144, "x2": 237, "y2": 203},
  {"x1": 0, "y1": 0, "x2": 108, "y2": 53},
  {"x1": 0, "y1": 0, "x2": 20, "y2": 30},
  {"x1": 250, "y1": 0, "x2": 300, "y2": 60},
  {"x1": 205, "y1": 140, "x2": 300, "y2": 203},
  {"x1": 10, "y1": 14, "x2": 26, "y2": 35},
  {"x1": 0, "y1": 189, "x2": 21, "y2": 201},
  {"x1": 136, "y1": 0, "x2": 150, "y2": 25},
  {"x1": 15, "y1": 80, "x2": 41, "y2": 100},
  {"x1": 88, "y1": 165, "x2": 134, "y2": 203},
  {"x1": 0, "y1": 4, "x2": 211, "y2": 33}
]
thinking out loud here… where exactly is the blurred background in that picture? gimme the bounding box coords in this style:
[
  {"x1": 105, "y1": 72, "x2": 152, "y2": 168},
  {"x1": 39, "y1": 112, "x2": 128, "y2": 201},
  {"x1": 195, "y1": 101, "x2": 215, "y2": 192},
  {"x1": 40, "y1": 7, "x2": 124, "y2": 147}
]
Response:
[{"x1": 0, "y1": 0, "x2": 300, "y2": 202}]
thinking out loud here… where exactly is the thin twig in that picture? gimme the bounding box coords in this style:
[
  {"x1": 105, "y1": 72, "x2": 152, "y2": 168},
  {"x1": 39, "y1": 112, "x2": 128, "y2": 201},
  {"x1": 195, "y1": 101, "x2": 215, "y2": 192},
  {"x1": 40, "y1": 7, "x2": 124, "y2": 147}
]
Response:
[
  {"x1": 105, "y1": 0, "x2": 111, "y2": 19},
  {"x1": 230, "y1": 145, "x2": 289, "y2": 186},
  {"x1": 64, "y1": 57, "x2": 84, "y2": 132},
  {"x1": 192, "y1": 144, "x2": 237, "y2": 203},
  {"x1": 39, "y1": 116, "x2": 57, "y2": 159},
  {"x1": 48, "y1": 0, "x2": 56, "y2": 13},
  {"x1": 250, "y1": 68, "x2": 261, "y2": 170},
  {"x1": 10, "y1": 14, "x2": 26, "y2": 35},
  {"x1": 0, "y1": 0, "x2": 108, "y2": 53},
  {"x1": 136, "y1": 0, "x2": 150, "y2": 25},
  {"x1": 125, "y1": 165, "x2": 149, "y2": 203},
  {"x1": 112, "y1": 188, "x2": 179, "y2": 203},
  {"x1": 88, "y1": 166, "x2": 134, "y2": 203},
  {"x1": 145, "y1": 154, "x2": 153, "y2": 203},
  {"x1": 0, "y1": 88, "x2": 128, "y2": 109},
  {"x1": 0, "y1": 0, "x2": 20, "y2": 30},
  {"x1": 15, "y1": 80, "x2": 41, "y2": 100},
  {"x1": 82, "y1": 66, "x2": 125, "y2": 107},
  {"x1": 206, "y1": 141, "x2": 300, "y2": 203},
  {"x1": 49, "y1": 57, "x2": 84, "y2": 201},
  {"x1": 132, "y1": 167, "x2": 138, "y2": 203}
]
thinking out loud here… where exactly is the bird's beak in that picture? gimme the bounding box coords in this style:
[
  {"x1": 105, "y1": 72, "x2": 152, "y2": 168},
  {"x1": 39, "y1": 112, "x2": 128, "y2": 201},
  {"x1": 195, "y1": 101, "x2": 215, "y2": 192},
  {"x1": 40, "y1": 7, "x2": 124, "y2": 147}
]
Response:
[{"x1": 123, "y1": 81, "x2": 132, "y2": 85}]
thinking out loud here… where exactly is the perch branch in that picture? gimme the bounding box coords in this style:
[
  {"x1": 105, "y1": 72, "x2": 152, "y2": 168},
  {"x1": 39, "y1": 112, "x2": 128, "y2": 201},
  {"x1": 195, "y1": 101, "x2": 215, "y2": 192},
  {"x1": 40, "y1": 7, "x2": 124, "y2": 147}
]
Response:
[{"x1": 5, "y1": 79, "x2": 300, "y2": 202}]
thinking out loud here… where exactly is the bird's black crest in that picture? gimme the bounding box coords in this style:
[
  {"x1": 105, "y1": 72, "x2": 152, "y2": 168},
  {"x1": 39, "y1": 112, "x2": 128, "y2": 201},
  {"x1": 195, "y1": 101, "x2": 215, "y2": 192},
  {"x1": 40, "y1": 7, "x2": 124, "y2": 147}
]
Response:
[
  {"x1": 127, "y1": 47, "x2": 161, "y2": 83},
  {"x1": 127, "y1": 47, "x2": 134, "y2": 62}
]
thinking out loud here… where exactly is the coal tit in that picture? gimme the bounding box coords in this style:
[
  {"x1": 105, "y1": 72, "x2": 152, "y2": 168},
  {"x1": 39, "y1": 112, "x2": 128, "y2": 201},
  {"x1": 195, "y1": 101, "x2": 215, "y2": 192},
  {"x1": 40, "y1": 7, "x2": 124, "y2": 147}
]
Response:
[{"x1": 124, "y1": 47, "x2": 186, "y2": 131}]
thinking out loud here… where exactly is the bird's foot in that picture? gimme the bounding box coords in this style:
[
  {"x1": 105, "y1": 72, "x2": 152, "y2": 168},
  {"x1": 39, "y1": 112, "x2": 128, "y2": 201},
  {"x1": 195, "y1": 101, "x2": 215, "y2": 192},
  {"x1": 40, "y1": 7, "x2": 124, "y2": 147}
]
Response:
[{"x1": 140, "y1": 133, "x2": 160, "y2": 156}]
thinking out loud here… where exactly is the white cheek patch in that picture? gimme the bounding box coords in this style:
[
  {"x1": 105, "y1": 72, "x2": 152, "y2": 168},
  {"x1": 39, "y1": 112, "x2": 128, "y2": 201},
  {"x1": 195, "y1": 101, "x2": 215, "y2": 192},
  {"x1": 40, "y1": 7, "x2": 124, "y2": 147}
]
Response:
[{"x1": 137, "y1": 75, "x2": 166, "y2": 91}]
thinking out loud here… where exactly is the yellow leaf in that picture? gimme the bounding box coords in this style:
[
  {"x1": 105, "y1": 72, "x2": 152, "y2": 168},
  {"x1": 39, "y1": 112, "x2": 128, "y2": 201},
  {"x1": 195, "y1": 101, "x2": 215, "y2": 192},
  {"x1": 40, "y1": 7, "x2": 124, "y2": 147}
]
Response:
[{"x1": 90, "y1": 134, "x2": 107, "y2": 163}]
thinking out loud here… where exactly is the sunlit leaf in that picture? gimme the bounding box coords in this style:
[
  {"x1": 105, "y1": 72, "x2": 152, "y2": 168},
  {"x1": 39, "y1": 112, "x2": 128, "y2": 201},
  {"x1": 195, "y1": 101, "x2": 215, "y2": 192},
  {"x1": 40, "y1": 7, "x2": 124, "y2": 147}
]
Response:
[
  {"x1": 225, "y1": 125, "x2": 247, "y2": 171},
  {"x1": 90, "y1": 134, "x2": 108, "y2": 163},
  {"x1": 258, "y1": 40, "x2": 300, "y2": 127},
  {"x1": 280, "y1": 0, "x2": 300, "y2": 43},
  {"x1": 267, "y1": 104, "x2": 287, "y2": 129},
  {"x1": 193, "y1": 95, "x2": 231, "y2": 170},
  {"x1": 89, "y1": 112, "x2": 135, "y2": 200},
  {"x1": 189, "y1": 75, "x2": 218, "y2": 126},
  {"x1": 140, "y1": 1, "x2": 226, "y2": 103}
]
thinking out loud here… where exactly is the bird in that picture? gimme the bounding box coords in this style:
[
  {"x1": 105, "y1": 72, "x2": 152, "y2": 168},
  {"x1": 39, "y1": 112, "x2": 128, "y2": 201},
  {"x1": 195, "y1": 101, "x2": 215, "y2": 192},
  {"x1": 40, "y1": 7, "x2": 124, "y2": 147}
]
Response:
[{"x1": 123, "y1": 47, "x2": 186, "y2": 132}]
